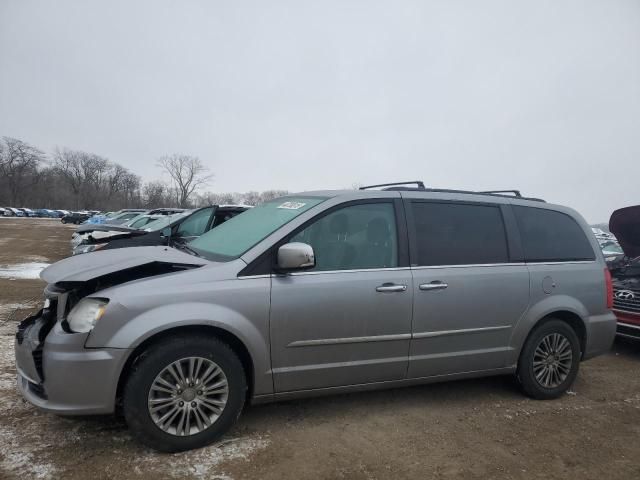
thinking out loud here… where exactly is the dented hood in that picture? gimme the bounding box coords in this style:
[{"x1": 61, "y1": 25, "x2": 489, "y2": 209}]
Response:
[
  {"x1": 41, "y1": 246, "x2": 209, "y2": 283},
  {"x1": 610, "y1": 205, "x2": 640, "y2": 259}
]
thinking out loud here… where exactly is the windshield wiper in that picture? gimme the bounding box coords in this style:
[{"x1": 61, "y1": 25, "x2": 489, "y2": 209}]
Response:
[{"x1": 174, "y1": 242, "x2": 201, "y2": 257}]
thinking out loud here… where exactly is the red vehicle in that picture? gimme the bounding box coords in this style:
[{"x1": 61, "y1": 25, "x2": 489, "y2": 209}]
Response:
[{"x1": 609, "y1": 205, "x2": 640, "y2": 338}]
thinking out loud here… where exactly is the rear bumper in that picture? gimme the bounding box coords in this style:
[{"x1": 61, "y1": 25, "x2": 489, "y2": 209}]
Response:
[
  {"x1": 583, "y1": 312, "x2": 618, "y2": 360},
  {"x1": 15, "y1": 314, "x2": 130, "y2": 415}
]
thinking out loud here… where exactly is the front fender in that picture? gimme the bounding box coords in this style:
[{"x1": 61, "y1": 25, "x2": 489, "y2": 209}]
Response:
[
  {"x1": 86, "y1": 300, "x2": 272, "y2": 395},
  {"x1": 507, "y1": 294, "x2": 589, "y2": 365}
]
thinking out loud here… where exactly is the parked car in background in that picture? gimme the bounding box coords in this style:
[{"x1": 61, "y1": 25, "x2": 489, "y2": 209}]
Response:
[
  {"x1": 61, "y1": 212, "x2": 92, "y2": 224},
  {"x1": 599, "y1": 239, "x2": 625, "y2": 263},
  {"x1": 608, "y1": 205, "x2": 640, "y2": 339},
  {"x1": 83, "y1": 209, "x2": 149, "y2": 226},
  {"x1": 72, "y1": 205, "x2": 249, "y2": 255},
  {"x1": 6, "y1": 207, "x2": 25, "y2": 217},
  {"x1": 18, "y1": 208, "x2": 37, "y2": 217},
  {"x1": 33, "y1": 209, "x2": 56, "y2": 217},
  {"x1": 592, "y1": 227, "x2": 616, "y2": 241},
  {"x1": 125, "y1": 214, "x2": 164, "y2": 229},
  {"x1": 15, "y1": 182, "x2": 615, "y2": 452}
]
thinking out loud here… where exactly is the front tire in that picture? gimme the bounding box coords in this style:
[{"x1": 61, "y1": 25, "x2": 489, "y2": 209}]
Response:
[
  {"x1": 516, "y1": 319, "x2": 580, "y2": 400},
  {"x1": 123, "y1": 334, "x2": 247, "y2": 452}
]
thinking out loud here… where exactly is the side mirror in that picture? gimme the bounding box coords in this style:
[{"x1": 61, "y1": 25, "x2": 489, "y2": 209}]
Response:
[
  {"x1": 161, "y1": 227, "x2": 171, "y2": 238},
  {"x1": 277, "y1": 242, "x2": 315, "y2": 271}
]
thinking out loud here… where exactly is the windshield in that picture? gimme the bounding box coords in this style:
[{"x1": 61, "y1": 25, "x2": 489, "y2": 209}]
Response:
[
  {"x1": 189, "y1": 197, "x2": 326, "y2": 260},
  {"x1": 127, "y1": 215, "x2": 160, "y2": 228},
  {"x1": 144, "y1": 211, "x2": 192, "y2": 232}
]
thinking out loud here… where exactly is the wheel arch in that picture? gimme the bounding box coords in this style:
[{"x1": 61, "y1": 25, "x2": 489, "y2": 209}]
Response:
[
  {"x1": 520, "y1": 310, "x2": 587, "y2": 361},
  {"x1": 115, "y1": 324, "x2": 256, "y2": 409}
]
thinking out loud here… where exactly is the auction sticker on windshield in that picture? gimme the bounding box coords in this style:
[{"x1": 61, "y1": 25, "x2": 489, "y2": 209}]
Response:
[{"x1": 278, "y1": 201, "x2": 306, "y2": 210}]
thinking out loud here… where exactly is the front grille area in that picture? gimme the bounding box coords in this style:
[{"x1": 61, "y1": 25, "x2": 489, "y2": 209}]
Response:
[
  {"x1": 27, "y1": 380, "x2": 47, "y2": 399},
  {"x1": 613, "y1": 287, "x2": 640, "y2": 314},
  {"x1": 32, "y1": 349, "x2": 44, "y2": 379},
  {"x1": 617, "y1": 323, "x2": 640, "y2": 339}
]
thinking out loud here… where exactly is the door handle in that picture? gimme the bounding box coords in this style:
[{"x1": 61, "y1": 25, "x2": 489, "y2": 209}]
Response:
[
  {"x1": 376, "y1": 283, "x2": 407, "y2": 293},
  {"x1": 419, "y1": 281, "x2": 448, "y2": 291}
]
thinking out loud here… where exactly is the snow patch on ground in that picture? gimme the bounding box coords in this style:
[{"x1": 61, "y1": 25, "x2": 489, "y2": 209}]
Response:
[
  {"x1": 0, "y1": 262, "x2": 49, "y2": 280},
  {"x1": 0, "y1": 334, "x2": 269, "y2": 479},
  {"x1": 0, "y1": 302, "x2": 38, "y2": 322},
  {"x1": 132, "y1": 436, "x2": 270, "y2": 479},
  {"x1": 0, "y1": 438, "x2": 58, "y2": 480}
]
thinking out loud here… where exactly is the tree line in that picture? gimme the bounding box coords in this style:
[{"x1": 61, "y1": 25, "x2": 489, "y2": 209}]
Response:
[{"x1": 0, "y1": 136, "x2": 287, "y2": 211}]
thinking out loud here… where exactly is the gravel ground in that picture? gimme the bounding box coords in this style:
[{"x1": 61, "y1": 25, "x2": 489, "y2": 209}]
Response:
[{"x1": 1, "y1": 217, "x2": 640, "y2": 480}]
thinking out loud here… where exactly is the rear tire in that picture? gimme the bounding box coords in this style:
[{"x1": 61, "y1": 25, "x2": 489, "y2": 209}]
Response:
[
  {"x1": 123, "y1": 334, "x2": 247, "y2": 452},
  {"x1": 516, "y1": 319, "x2": 580, "y2": 399}
]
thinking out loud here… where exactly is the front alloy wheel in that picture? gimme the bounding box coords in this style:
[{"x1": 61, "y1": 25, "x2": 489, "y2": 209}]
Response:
[
  {"x1": 123, "y1": 335, "x2": 246, "y2": 452},
  {"x1": 148, "y1": 357, "x2": 229, "y2": 436}
]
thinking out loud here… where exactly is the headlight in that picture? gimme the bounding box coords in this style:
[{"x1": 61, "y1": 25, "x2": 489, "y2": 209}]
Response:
[
  {"x1": 73, "y1": 243, "x2": 108, "y2": 255},
  {"x1": 67, "y1": 298, "x2": 109, "y2": 333}
]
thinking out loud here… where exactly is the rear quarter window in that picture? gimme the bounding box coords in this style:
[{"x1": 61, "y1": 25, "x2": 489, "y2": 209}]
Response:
[{"x1": 513, "y1": 206, "x2": 595, "y2": 262}]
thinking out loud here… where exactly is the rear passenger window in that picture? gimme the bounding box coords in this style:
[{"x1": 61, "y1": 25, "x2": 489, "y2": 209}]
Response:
[
  {"x1": 411, "y1": 202, "x2": 509, "y2": 266},
  {"x1": 513, "y1": 206, "x2": 595, "y2": 262}
]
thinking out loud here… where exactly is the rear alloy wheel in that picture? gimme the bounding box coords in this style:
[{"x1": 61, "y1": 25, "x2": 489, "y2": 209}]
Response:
[
  {"x1": 123, "y1": 335, "x2": 246, "y2": 452},
  {"x1": 517, "y1": 319, "x2": 580, "y2": 399}
]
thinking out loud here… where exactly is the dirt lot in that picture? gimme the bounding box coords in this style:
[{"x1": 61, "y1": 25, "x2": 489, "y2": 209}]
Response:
[{"x1": 1, "y1": 218, "x2": 640, "y2": 480}]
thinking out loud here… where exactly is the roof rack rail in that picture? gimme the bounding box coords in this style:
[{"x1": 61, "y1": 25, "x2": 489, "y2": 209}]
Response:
[
  {"x1": 358, "y1": 181, "x2": 545, "y2": 202},
  {"x1": 477, "y1": 190, "x2": 522, "y2": 198},
  {"x1": 359, "y1": 181, "x2": 425, "y2": 190}
]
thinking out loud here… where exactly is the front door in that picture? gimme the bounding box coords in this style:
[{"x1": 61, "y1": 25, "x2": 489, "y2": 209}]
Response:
[
  {"x1": 269, "y1": 200, "x2": 413, "y2": 392},
  {"x1": 405, "y1": 199, "x2": 530, "y2": 378}
]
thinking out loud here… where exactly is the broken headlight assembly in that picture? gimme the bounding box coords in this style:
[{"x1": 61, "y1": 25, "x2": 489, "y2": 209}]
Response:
[
  {"x1": 73, "y1": 243, "x2": 108, "y2": 255},
  {"x1": 67, "y1": 298, "x2": 109, "y2": 333}
]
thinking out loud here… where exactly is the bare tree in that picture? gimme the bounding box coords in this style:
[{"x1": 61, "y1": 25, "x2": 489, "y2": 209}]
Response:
[
  {"x1": 0, "y1": 137, "x2": 45, "y2": 205},
  {"x1": 156, "y1": 154, "x2": 213, "y2": 208},
  {"x1": 259, "y1": 189, "x2": 289, "y2": 202},
  {"x1": 143, "y1": 181, "x2": 171, "y2": 208},
  {"x1": 240, "y1": 191, "x2": 262, "y2": 206},
  {"x1": 52, "y1": 148, "x2": 87, "y2": 208},
  {"x1": 53, "y1": 147, "x2": 141, "y2": 210}
]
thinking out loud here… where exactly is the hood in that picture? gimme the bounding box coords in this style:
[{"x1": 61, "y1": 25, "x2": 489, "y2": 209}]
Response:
[
  {"x1": 75, "y1": 223, "x2": 143, "y2": 234},
  {"x1": 610, "y1": 205, "x2": 640, "y2": 258},
  {"x1": 41, "y1": 245, "x2": 209, "y2": 283}
]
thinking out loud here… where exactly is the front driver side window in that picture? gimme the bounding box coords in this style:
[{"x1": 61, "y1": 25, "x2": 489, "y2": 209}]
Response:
[{"x1": 289, "y1": 202, "x2": 398, "y2": 271}]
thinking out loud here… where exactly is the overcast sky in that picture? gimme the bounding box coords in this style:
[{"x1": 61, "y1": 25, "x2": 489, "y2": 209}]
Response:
[{"x1": 1, "y1": 0, "x2": 639, "y2": 222}]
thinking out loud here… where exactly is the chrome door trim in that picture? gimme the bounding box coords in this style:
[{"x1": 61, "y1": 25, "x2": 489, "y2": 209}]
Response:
[
  {"x1": 526, "y1": 260, "x2": 596, "y2": 265},
  {"x1": 411, "y1": 263, "x2": 525, "y2": 270},
  {"x1": 284, "y1": 267, "x2": 412, "y2": 276},
  {"x1": 412, "y1": 325, "x2": 511, "y2": 339},
  {"x1": 287, "y1": 333, "x2": 412, "y2": 348}
]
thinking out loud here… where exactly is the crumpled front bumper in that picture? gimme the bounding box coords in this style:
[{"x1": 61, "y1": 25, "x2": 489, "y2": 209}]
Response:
[{"x1": 15, "y1": 311, "x2": 130, "y2": 415}]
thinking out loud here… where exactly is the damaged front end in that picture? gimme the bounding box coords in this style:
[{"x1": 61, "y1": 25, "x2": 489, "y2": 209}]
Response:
[
  {"x1": 609, "y1": 205, "x2": 640, "y2": 339},
  {"x1": 15, "y1": 246, "x2": 210, "y2": 406}
]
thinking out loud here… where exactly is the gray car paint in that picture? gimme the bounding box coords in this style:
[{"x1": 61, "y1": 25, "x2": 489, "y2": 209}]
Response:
[
  {"x1": 40, "y1": 245, "x2": 208, "y2": 283},
  {"x1": 16, "y1": 189, "x2": 617, "y2": 414}
]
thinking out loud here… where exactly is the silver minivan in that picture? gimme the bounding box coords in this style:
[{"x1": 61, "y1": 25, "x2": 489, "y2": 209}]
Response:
[{"x1": 15, "y1": 182, "x2": 617, "y2": 451}]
